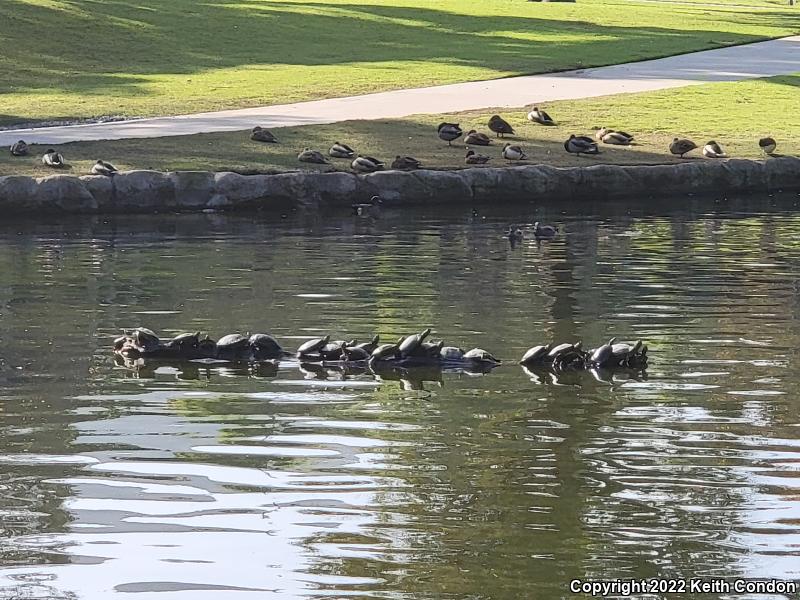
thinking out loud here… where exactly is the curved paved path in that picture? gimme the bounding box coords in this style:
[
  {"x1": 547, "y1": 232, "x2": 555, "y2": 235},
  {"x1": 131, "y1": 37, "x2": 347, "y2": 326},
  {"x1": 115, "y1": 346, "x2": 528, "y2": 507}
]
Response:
[{"x1": 2, "y1": 36, "x2": 798, "y2": 146}]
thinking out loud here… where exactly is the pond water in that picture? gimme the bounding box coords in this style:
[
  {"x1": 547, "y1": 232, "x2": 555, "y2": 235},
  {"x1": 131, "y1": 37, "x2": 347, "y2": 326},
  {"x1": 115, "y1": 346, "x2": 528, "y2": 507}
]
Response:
[{"x1": 0, "y1": 197, "x2": 799, "y2": 599}]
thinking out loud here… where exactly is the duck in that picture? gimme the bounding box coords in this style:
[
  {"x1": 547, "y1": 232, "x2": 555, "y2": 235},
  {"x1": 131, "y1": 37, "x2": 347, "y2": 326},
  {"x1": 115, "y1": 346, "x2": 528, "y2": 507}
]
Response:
[
  {"x1": 329, "y1": 142, "x2": 355, "y2": 159},
  {"x1": 250, "y1": 126, "x2": 278, "y2": 143},
  {"x1": 91, "y1": 159, "x2": 119, "y2": 176},
  {"x1": 759, "y1": 137, "x2": 777, "y2": 155},
  {"x1": 352, "y1": 195, "x2": 382, "y2": 216},
  {"x1": 465, "y1": 149, "x2": 491, "y2": 165},
  {"x1": 564, "y1": 135, "x2": 599, "y2": 156},
  {"x1": 502, "y1": 143, "x2": 527, "y2": 160},
  {"x1": 391, "y1": 155, "x2": 422, "y2": 170},
  {"x1": 351, "y1": 154, "x2": 384, "y2": 173},
  {"x1": 534, "y1": 222, "x2": 558, "y2": 238},
  {"x1": 9, "y1": 140, "x2": 28, "y2": 156},
  {"x1": 506, "y1": 226, "x2": 524, "y2": 242},
  {"x1": 437, "y1": 122, "x2": 463, "y2": 146},
  {"x1": 488, "y1": 115, "x2": 515, "y2": 138},
  {"x1": 669, "y1": 138, "x2": 698, "y2": 158},
  {"x1": 702, "y1": 141, "x2": 728, "y2": 159},
  {"x1": 596, "y1": 127, "x2": 633, "y2": 143},
  {"x1": 464, "y1": 130, "x2": 492, "y2": 146},
  {"x1": 527, "y1": 106, "x2": 555, "y2": 126},
  {"x1": 297, "y1": 148, "x2": 329, "y2": 164},
  {"x1": 41, "y1": 149, "x2": 65, "y2": 168}
]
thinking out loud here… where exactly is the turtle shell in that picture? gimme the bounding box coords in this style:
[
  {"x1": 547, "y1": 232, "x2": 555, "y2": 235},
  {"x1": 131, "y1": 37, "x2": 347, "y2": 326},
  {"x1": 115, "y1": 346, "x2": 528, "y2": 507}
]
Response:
[
  {"x1": 343, "y1": 346, "x2": 370, "y2": 361},
  {"x1": 249, "y1": 333, "x2": 283, "y2": 359},
  {"x1": 520, "y1": 344, "x2": 549, "y2": 364},
  {"x1": 440, "y1": 346, "x2": 464, "y2": 360},
  {"x1": 217, "y1": 333, "x2": 249, "y2": 350},
  {"x1": 297, "y1": 335, "x2": 330, "y2": 355},
  {"x1": 547, "y1": 342, "x2": 574, "y2": 358},
  {"x1": 398, "y1": 328, "x2": 431, "y2": 356},
  {"x1": 355, "y1": 335, "x2": 380, "y2": 354},
  {"x1": 463, "y1": 348, "x2": 499, "y2": 363},
  {"x1": 371, "y1": 343, "x2": 400, "y2": 360},
  {"x1": 133, "y1": 327, "x2": 160, "y2": 350}
]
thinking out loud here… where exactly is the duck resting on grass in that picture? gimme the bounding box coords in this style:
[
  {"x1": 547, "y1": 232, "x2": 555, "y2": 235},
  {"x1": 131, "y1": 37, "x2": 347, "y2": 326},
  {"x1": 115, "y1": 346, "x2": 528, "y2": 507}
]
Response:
[
  {"x1": 564, "y1": 135, "x2": 599, "y2": 156},
  {"x1": 391, "y1": 155, "x2": 422, "y2": 170},
  {"x1": 10, "y1": 140, "x2": 28, "y2": 156},
  {"x1": 702, "y1": 141, "x2": 728, "y2": 159},
  {"x1": 298, "y1": 148, "x2": 329, "y2": 164},
  {"x1": 351, "y1": 155, "x2": 384, "y2": 173},
  {"x1": 250, "y1": 126, "x2": 278, "y2": 143},
  {"x1": 759, "y1": 137, "x2": 777, "y2": 155},
  {"x1": 669, "y1": 138, "x2": 698, "y2": 158},
  {"x1": 488, "y1": 115, "x2": 515, "y2": 138},
  {"x1": 329, "y1": 142, "x2": 355, "y2": 159},
  {"x1": 42, "y1": 149, "x2": 65, "y2": 168},
  {"x1": 596, "y1": 128, "x2": 634, "y2": 145},
  {"x1": 502, "y1": 143, "x2": 527, "y2": 160},
  {"x1": 527, "y1": 106, "x2": 555, "y2": 126},
  {"x1": 464, "y1": 130, "x2": 492, "y2": 146},
  {"x1": 465, "y1": 149, "x2": 491, "y2": 165},
  {"x1": 437, "y1": 122, "x2": 463, "y2": 146},
  {"x1": 91, "y1": 159, "x2": 119, "y2": 176}
]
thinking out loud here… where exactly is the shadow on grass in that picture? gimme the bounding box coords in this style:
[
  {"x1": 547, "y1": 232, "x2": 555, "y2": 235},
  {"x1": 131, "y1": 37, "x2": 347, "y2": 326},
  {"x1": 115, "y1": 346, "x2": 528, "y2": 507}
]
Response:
[{"x1": 1, "y1": 0, "x2": 797, "y2": 96}]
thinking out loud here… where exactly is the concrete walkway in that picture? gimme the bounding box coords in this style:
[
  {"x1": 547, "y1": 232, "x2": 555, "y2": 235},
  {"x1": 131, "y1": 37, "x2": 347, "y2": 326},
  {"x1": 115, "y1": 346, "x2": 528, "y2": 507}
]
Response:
[{"x1": 2, "y1": 36, "x2": 798, "y2": 146}]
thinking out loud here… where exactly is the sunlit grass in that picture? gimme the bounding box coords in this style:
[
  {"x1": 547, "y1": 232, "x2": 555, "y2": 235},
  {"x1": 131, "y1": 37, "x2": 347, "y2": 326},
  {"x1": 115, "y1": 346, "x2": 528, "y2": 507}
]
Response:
[{"x1": 0, "y1": 0, "x2": 797, "y2": 126}]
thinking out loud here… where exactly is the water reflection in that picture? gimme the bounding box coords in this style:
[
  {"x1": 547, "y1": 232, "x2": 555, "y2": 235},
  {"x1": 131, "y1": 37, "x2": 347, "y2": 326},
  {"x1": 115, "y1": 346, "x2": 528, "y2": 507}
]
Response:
[{"x1": 0, "y1": 198, "x2": 799, "y2": 598}]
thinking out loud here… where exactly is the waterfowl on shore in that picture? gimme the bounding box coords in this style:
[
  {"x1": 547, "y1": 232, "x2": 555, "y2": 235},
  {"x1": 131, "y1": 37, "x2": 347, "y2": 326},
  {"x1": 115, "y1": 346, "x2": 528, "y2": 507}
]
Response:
[
  {"x1": 502, "y1": 143, "x2": 527, "y2": 160},
  {"x1": 391, "y1": 155, "x2": 422, "y2": 170},
  {"x1": 596, "y1": 127, "x2": 633, "y2": 143},
  {"x1": 759, "y1": 137, "x2": 777, "y2": 155},
  {"x1": 527, "y1": 106, "x2": 555, "y2": 126},
  {"x1": 351, "y1": 155, "x2": 384, "y2": 173},
  {"x1": 702, "y1": 141, "x2": 728, "y2": 159},
  {"x1": 437, "y1": 122, "x2": 463, "y2": 146},
  {"x1": 10, "y1": 140, "x2": 28, "y2": 156},
  {"x1": 91, "y1": 159, "x2": 118, "y2": 176},
  {"x1": 669, "y1": 138, "x2": 698, "y2": 158},
  {"x1": 564, "y1": 135, "x2": 599, "y2": 156},
  {"x1": 464, "y1": 130, "x2": 492, "y2": 146},
  {"x1": 329, "y1": 142, "x2": 355, "y2": 159},
  {"x1": 352, "y1": 195, "x2": 382, "y2": 216},
  {"x1": 298, "y1": 148, "x2": 329, "y2": 164},
  {"x1": 465, "y1": 149, "x2": 491, "y2": 165},
  {"x1": 250, "y1": 126, "x2": 278, "y2": 143},
  {"x1": 42, "y1": 149, "x2": 65, "y2": 168},
  {"x1": 534, "y1": 222, "x2": 558, "y2": 238},
  {"x1": 488, "y1": 115, "x2": 515, "y2": 138}
]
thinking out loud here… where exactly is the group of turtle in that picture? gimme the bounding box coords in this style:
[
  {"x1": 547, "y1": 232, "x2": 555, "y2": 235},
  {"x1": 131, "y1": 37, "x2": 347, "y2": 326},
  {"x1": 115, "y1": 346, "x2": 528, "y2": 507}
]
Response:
[
  {"x1": 114, "y1": 328, "x2": 286, "y2": 362},
  {"x1": 519, "y1": 338, "x2": 648, "y2": 371}
]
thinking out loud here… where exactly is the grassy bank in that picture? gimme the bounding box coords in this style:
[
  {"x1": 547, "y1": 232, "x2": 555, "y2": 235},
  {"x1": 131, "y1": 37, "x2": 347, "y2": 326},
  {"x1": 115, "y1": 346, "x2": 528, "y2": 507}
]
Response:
[
  {"x1": 0, "y1": 0, "x2": 798, "y2": 127},
  {"x1": 1, "y1": 74, "x2": 797, "y2": 178}
]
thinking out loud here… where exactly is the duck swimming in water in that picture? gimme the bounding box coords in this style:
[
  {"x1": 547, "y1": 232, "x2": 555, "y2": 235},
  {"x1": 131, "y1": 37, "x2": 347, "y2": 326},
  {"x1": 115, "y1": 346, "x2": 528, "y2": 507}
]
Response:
[{"x1": 534, "y1": 222, "x2": 558, "y2": 238}]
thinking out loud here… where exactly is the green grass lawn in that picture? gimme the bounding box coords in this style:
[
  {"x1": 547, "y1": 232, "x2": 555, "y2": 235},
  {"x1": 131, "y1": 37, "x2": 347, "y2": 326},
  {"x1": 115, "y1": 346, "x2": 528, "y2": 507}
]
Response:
[
  {"x1": 0, "y1": 0, "x2": 797, "y2": 127},
  {"x1": 2, "y1": 74, "x2": 796, "y2": 177}
]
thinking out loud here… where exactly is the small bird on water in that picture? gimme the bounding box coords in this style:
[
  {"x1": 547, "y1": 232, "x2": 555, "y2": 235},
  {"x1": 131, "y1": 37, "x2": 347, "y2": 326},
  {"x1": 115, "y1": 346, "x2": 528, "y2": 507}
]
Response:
[{"x1": 352, "y1": 195, "x2": 382, "y2": 216}]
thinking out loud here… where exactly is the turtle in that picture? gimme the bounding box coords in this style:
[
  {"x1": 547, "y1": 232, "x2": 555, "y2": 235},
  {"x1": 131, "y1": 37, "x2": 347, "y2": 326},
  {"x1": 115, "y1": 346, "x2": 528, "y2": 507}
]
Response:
[
  {"x1": 440, "y1": 346, "x2": 465, "y2": 361},
  {"x1": 249, "y1": 333, "x2": 284, "y2": 360},
  {"x1": 319, "y1": 338, "x2": 357, "y2": 360},
  {"x1": 215, "y1": 333, "x2": 251, "y2": 360},
  {"x1": 463, "y1": 348, "x2": 500, "y2": 363},
  {"x1": 132, "y1": 327, "x2": 161, "y2": 353},
  {"x1": 371, "y1": 338, "x2": 404, "y2": 361},
  {"x1": 550, "y1": 342, "x2": 585, "y2": 369},
  {"x1": 296, "y1": 334, "x2": 331, "y2": 358},
  {"x1": 547, "y1": 342, "x2": 578, "y2": 360},
  {"x1": 197, "y1": 335, "x2": 218, "y2": 358},
  {"x1": 342, "y1": 343, "x2": 370, "y2": 362},
  {"x1": 519, "y1": 343, "x2": 553, "y2": 365},
  {"x1": 113, "y1": 335, "x2": 128, "y2": 352},
  {"x1": 166, "y1": 331, "x2": 201, "y2": 352},
  {"x1": 419, "y1": 340, "x2": 444, "y2": 357},
  {"x1": 354, "y1": 335, "x2": 380, "y2": 354},
  {"x1": 398, "y1": 328, "x2": 431, "y2": 357},
  {"x1": 589, "y1": 337, "x2": 617, "y2": 367}
]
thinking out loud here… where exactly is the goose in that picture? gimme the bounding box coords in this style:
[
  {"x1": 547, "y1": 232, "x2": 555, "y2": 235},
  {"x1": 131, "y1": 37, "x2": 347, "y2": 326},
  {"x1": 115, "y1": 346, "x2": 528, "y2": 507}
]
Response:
[
  {"x1": 465, "y1": 149, "x2": 491, "y2": 165},
  {"x1": 42, "y1": 149, "x2": 65, "y2": 167},
  {"x1": 391, "y1": 155, "x2": 422, "y2": 170},
  {"x1": 502, "y1": 143, "x2": 527, "y2": 160},
  {"x1": 702, "y1": 141, "x2": 728, "y2": 159},
  {"x1": 437, "y1": 122, "x2": 463, "y2": 146},
  {"x1": 91, "y1": 159, "x2": 119, "y2": 176},
  {"x1": 329, "y1": 142, "x2": 355, "y2": 159},
  {"x1": 297, "y1": 148, "x2": 329, "y2": 164},
  {"x1": 351, "y1": 155, "x2": 384, "y2": 173},
  {"x1": 250, "y1": 126, "x2": 278, "y2": 143},
  {"x1": 669, "y1": 138, "x2": 698, "y2": 158},
  {"x1": 488, "y1": 115, "x2": 515, "y2": 138},
  {"x1": 564, "y1": 135, "x2": 599, "y2": 156},
  {"x1": 534, "y1": 222, "x2": 558, "y2": 238},
  {"x1": 759, "y1": 137, "x2": 777, "y2": 155},
  {"x1": 10, "y1": 140, "x2": 28, "y2": 156},
  {"x1": 464, "y1": 130, "x2": 492, "y2": 146},
  {"x1": 527, "y1": 106, "x2": 555, "y2": 126}
]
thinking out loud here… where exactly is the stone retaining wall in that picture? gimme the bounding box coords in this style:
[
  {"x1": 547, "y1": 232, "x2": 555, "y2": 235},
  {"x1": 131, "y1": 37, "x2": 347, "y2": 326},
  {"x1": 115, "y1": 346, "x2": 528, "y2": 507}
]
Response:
[{"x1": 1, "y1": 158, "x2": 798, "y2": 214}]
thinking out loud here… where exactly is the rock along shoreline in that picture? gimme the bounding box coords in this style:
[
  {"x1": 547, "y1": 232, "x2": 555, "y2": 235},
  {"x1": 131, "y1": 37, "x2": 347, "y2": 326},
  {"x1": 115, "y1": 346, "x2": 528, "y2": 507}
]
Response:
[{"x1": 1, "y1": 158, "x2": 798, "y2": 215}]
